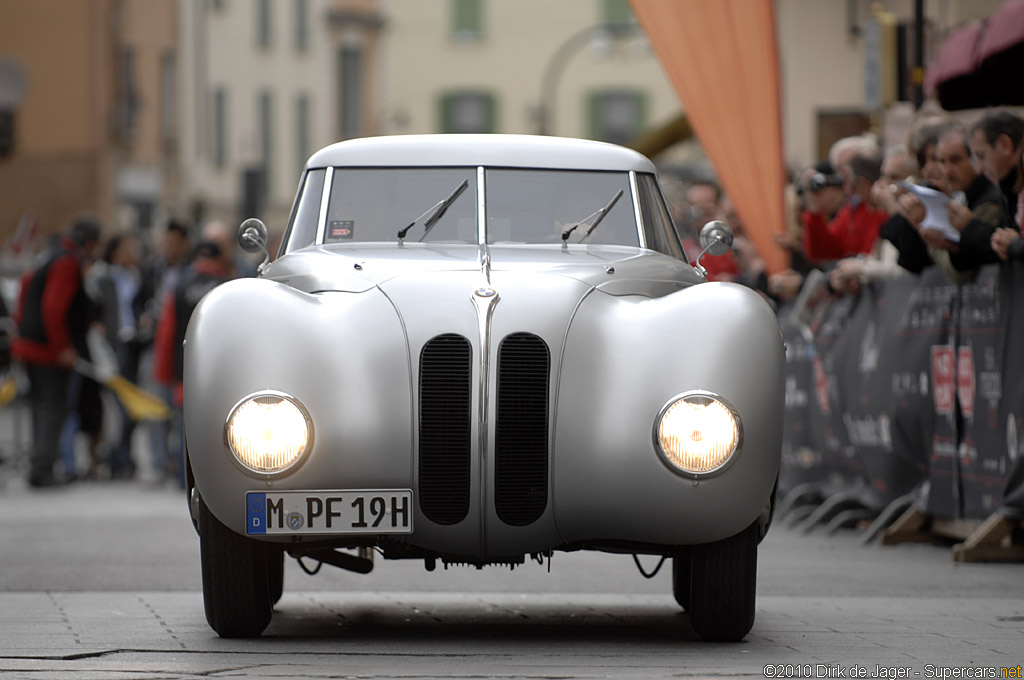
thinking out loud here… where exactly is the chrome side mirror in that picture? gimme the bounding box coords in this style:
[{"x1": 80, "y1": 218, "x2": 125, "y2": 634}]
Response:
[
  {"x1": 238, "y1": 218, "x2": 268, "y2": 253},
  {"x1": 238, "y1": 218, "x2": 270, "y2": 274},
  {"x1": 693, "y1": 220, "x2": 734, "y2": 277},
  {"x1": 699, "y1": 220, "x2": 734, "y2": 256}
]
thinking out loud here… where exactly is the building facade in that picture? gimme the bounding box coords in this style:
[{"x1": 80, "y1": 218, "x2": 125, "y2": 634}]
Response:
[
  {"x1": 176, "y1": 0, "x2": 384, "y2": 232},
  {"x1": 0, "y1": 0, "x2": 177, "y2": 253},
  {"x1": 0, "y1": 0, "x2": 1013, "y2": 253}
]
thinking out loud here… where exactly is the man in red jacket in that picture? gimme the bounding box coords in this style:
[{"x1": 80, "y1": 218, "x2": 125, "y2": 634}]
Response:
[
  {"x1": 153, "y1": 240, "x2": 233, "y2": 487},
  {"x1": 13, "y1": 217, "x2": 101, "y2": 487},
  {"x1": 801, "y1": 151, "x2": 890, "y2": 264}
]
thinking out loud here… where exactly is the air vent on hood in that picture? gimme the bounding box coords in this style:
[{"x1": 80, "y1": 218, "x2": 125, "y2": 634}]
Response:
[
  {"x1": 495, "y1": 332, "x2": 550, "y2": 526},
  {"x1": 419, "y1": 334, "x2": 472, "y2": 525}
]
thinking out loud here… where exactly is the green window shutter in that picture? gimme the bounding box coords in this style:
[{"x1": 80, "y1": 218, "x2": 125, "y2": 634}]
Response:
[
  {"x1": 589, "y1": 90, "x2": 646, "y2": 146},
  {"x1": 602, "y1": 0, "x2": 634, "y2": 26},
  {"x1": 588, "y1": 92, "x2": 602, "y2": 141},
  {"x1": 440, "y1": 91, "x2": 495, "y2": 133},
  {"x1": 453, "y1": 0, "x2": 482, "y2": 41},
  {"x1": 440, "y1": 94, "x2": 453, "y2": 133}
]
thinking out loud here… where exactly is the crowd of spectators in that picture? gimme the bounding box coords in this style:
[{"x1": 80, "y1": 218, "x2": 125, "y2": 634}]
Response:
[
  {"x1": 4, "y1": 106, "x2": 1023, "y2": 491},
  {"x1": 676, "y1": 107, "x2": 1024, "y2": 308},
  {"x1": 4, "y1": 214, "x2": 264, "y2": 488}
]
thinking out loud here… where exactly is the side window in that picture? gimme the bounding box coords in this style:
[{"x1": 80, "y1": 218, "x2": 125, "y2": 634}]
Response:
[
  {"x1": 283, "y1": 168, "x2": 326, "y2": 253},
  {"x1": 636, "y1": 173, "x2": 686, "y2": 260}
]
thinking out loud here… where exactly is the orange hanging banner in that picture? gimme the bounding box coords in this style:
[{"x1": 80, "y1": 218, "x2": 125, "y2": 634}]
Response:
[{"x1": 629, "y1": 0, "x2": 787, "y2": 274}]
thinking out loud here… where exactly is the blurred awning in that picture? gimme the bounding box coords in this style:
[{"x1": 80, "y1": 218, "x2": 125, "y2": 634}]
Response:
[
  {"x1": 981, "y1": 0, "x2": 1024, "y2": 59},
  {"x1": 628, "y1": 0, "x2": 787, "y2": 274},
  {"x1": 922, "y1": 21, "x2": 986, "y2": 109},
  {"x1": 925, "y1": 0, "x2": 1024, "y2": 110},
  {"x1": 978, "y1": 0, "x2": 1024, "y2": 106}
]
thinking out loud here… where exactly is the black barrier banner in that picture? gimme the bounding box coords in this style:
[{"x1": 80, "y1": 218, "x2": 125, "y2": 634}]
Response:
[
  {"x1": 805, "y1": 291, "x2": 867, "y2": 495},
  {"x1": 954, "y1": 265, "x2": 1010, "y2": 519},
  {"x1": 997, "y1": 262, "x2": 1024, "y2": 518},
  {"x1": 778, "y1": 262, "x2": 1024, "y2": 522},
  {"x1": 838, "y1": 275, "x2": 933, "y2": 510},
  {"x1": 779, "y1": 314, "x2": 825, "y2": 496},
  {"x1": 896, "y1": 268, "x2": 961, "y2": 520}
]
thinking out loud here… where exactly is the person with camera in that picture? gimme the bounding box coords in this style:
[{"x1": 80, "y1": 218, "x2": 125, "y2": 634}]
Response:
[{"x1": 801, "y1": 150, "x2": 889, "y2": 263}]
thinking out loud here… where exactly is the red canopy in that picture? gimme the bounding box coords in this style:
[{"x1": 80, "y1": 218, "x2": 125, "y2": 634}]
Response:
[
  {"x1": 980, "y1": 0, "x2": 1024, "y2": 59},
  {"x1": 925, "y1": 0, "x2": 1024, "y2": 110},
  {"x1": 922, "y1": 21, "x2": 985, "y2": 98}
]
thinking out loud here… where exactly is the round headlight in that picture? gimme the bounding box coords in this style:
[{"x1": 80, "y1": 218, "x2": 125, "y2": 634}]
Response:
[
  {"x1": 655, "y1": 392, "x2": 741, "y2": 476},
  {"x1": 225, "y1": 392, "x2": 312, "y2": 475}
]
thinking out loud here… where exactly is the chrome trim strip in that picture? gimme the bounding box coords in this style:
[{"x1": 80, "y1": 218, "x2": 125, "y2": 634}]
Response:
[
  {"x1": 629, "y1": 171, "x2": 647, "y2": 250},
  {"x1": 478, "y1": 245, "x2": 492, "y2": 285},
  {"x1": 315, "y1": 166, "x2": 334, "y2": 244},
  {"x1": 471, "y1": 285, "x2": 499, "y2": 555},
  {"x1": 477, "y1": 166, "x2": 486, "y2": 245}
]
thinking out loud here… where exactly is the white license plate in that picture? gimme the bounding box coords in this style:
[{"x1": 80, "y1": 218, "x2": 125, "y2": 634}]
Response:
[{"x1": 245, "y1": 490, "x2": 412, "y2": 535}]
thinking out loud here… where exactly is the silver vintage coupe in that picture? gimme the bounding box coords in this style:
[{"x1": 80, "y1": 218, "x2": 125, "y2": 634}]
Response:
[{"x1": 184, "y1": 134, "x2": 784, "y2": 641}]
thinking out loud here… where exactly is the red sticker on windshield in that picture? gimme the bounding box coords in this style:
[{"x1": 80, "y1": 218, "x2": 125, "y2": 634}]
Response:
[{"x1": 327, "y1": 220, "x2": 355, "y2": 241}]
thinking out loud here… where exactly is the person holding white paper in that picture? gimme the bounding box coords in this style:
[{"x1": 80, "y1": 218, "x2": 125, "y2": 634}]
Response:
[{"x1": 891, "y1": 125, "x2": 1006, "y2": 281}]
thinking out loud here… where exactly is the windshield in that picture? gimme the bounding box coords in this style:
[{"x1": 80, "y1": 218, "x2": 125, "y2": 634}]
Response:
[
  {"x1": 287, "y1": 166, "x2": 651, "y2": 250},
  {"x1": 325, "y1": 168, "x2": 478, "y2": 244},
  {"x1": 484, "y1": 169, "x2": 639, "y2": 246}
]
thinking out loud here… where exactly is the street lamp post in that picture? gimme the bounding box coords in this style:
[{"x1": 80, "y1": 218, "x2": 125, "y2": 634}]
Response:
[{"x1": 536, "y1": 23, "x2": 642, "y2": 136}]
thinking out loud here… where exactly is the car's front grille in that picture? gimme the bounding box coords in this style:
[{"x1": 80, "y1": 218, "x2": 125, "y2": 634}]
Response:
[
  {"x1": 419, "y1": 334, "x2": 472, "y2": 525},
  {"x1": 494, "y1": 332, "x2": 550, "y2": 526}
]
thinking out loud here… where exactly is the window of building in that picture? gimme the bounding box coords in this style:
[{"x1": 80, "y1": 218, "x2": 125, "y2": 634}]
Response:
[
  {"x1": 257, "y1": 0, "x2": 272, "y2": 47},
  {"x1": 295, "y1": 0, "x2": 309, "y2": 51},
  {"x1": 440, "y1": 92, "x2": 495, "y2": 133},
  {"x1": 115, "y1": 46, "x2": 139, "y2": 144},
  {"x1": 296, "y1": 93, "x2": 311, "y2": 173},
  {"x1": 338, "y1": 45, "x2": 362, "y2": 140},
  {"x1": 601, "y1": 0, "x2": 634, "y2": 26},
  {"x1": 259, "y1": 90, "x2": 274, "y2": 196},
  {"x1": 160, "y1": 50, "x2": 176, "y2": 148},
  {"x1": 588, "y1": 90, "x2": 645, "y2": 146},
  {"x1": 452, "y1": 0, "x2": 482, "y2": 42},
  {"x1": 213, "y1": 87, "x2": 228, "y2": 168}
]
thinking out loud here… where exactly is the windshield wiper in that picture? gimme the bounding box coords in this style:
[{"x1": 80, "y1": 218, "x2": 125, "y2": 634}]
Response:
[
  {"x1": 396, "y1": 179, "x2": 470, "y2": 243},
  {"x1": 560, "y1": 189, "x2": 624, "y2": 243}
]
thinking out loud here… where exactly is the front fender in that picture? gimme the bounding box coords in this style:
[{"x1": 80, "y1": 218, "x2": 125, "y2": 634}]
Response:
[
  {"x1": 553, "y1": 282, "x2": 784, "y2": 545},
  {"x1": 183, "y1": 278, "x2": 413, "y2": 534}
]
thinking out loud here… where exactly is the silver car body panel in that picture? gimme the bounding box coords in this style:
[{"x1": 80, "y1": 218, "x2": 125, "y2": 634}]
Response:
[{"x1": 185, "y1": 135, "x2": 783, "y2": 560}]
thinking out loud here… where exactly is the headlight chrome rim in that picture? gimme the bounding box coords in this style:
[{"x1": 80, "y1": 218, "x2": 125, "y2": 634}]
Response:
[
  {"x1": 653, "y1": 390, "x2": 742, "y2": 479},
  {"x1": 223, "y1": 390, "x2": 314, "y2": 478}
]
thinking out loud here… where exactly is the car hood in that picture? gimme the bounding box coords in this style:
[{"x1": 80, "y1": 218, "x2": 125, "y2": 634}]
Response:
[{"x1": 264, "y1": 243, "x2": 702, "y2": 298}]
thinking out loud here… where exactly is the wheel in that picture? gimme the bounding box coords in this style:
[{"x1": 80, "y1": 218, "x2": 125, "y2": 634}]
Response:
[
  {"x1": 687, "y1": 521, "x2": 758, "y2": 642},
  {"x1": 267, "y1": 546, "x2": 285, "y2": 606},
  {"x1": 671, "y1": 551, "x2": 691, "y2": 611},
  {"x1": 198, "y1": 495, "x2": 273, "y2": 637}
]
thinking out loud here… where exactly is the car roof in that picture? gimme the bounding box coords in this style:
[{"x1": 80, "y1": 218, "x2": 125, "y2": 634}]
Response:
[{"x1": 305, "y1": 134, "x2": 657, "y2": 173}]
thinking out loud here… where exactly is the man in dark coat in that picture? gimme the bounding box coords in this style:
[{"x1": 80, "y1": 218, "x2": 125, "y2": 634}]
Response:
[{"x1": 153, "y1": 240, "x2": 233, "y2": 486}]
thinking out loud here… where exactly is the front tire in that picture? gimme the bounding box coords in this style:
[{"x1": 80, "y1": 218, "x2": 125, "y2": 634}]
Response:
[
  {"x1": 199, "y1": 495, "x2": 273, "y2": 637},
  {"x1": 267, "y1": 546, "x2": 285, "y2": 606},
  {"x1": 671, "y1": 551, "x2": 691, "y2": 610},
  {"x1": 688, "y1": 521, "x2": 758, "y2": 642}
]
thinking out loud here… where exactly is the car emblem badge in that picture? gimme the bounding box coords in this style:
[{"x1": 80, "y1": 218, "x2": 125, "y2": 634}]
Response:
[{"x1": 474, "y1": 287, "x2": 497, "y2": 298}]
